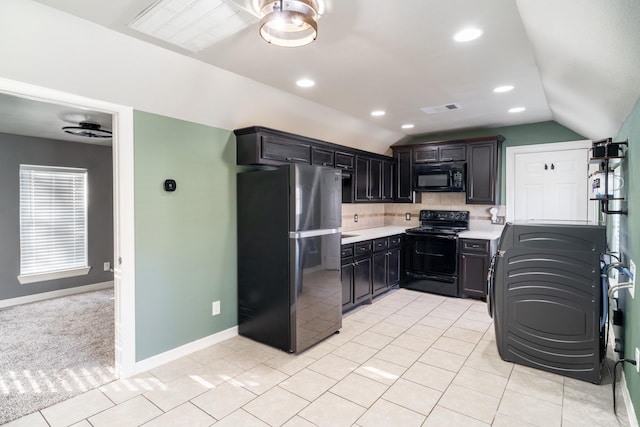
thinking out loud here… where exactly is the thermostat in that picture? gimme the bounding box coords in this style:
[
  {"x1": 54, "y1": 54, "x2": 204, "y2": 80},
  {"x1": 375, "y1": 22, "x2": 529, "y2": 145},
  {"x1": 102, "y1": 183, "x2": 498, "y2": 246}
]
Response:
[{"x1": 164, "y1": 179, "x2": 176, "y2": 192}]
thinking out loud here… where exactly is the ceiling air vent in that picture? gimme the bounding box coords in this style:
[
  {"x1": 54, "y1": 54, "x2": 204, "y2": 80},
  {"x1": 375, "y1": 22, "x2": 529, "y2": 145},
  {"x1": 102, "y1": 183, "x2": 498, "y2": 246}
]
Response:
[{"x1": 420, "y1": 103, "x2": 462, "y2": 115}]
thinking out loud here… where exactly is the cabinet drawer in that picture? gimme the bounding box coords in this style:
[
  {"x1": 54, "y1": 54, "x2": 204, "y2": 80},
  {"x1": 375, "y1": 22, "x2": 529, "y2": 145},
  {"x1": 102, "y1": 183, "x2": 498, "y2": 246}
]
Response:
[
  {"x1": 461, "y1": 239, "x2": 489, "y2": 254},
  {"x1": 341, "y1": 244, "x2": 354, "y2": 258},
  {"x1": 312, "y1": 147, "x2": 335, "y2": 167},
  {"x1": 388, "y1": 235, "x2": 402, "y2": 248},
  {"x1": 261, "y1": 135, "x2": 311, "y2": 164},
  {"x1": 354, "y1": 241, "x2": 372, "y2": 257},
  {"x1": 373, "y1": 238, "x2": 388, "y2": 252},
  {"x1": 335, "y1": 152, "x2": 355, "y2": 170}
]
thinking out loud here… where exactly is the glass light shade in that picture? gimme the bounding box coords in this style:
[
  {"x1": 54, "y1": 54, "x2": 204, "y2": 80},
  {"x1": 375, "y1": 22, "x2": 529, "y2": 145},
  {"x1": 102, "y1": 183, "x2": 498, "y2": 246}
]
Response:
[{"x1": 259, "y1": 0, "x2": 319, "y2": 47}]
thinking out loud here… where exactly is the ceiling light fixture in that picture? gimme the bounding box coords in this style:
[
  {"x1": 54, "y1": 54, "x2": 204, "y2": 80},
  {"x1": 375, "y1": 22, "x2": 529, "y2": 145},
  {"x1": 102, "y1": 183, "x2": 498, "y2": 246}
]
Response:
[
  {"x1": 453, "y1": 27, "x2": 483, "y2": 42},
  {"x1": 296, "y1": 78, "x2": 315, "y2": 87},
  {"x1": 509, "y1": 107, "x2": 526, "y2": 113},
  {"x1": 401, "y1": 124, "x2": 415, "y2": 129},
  {"x1": 493, "y1": 85, "x2": 514, "y2": 93},
  {"x1": 259, "y1": 0, "x2": 319, "y2": 47},
  {"x1": 371, "y1": 110, "x2": 386, "y2": 117},
  {"x1": 62, "y1": 121, "x2": 112, "y2": 138}
]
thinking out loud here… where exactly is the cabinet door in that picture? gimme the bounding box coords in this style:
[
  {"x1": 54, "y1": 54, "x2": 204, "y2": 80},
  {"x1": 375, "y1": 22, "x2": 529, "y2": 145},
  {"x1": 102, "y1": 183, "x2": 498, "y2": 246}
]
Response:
[
  {"x1": 341, "y1": 261, "x2": 354, "y2": 310},
  {"x1": 335, "y1": 152, "x2": 355, "y2": 171},
  {"x1": 395, "y1": 148, "x2": 414, "y2": 203},
  {"x1": 414, "y1": 146, "x2": 438, "y2": 163},
  {"x1": 466, "y1": 141, "x2": 498, "y2": 204},
  {"x1": 311, "y1": 147, "x2": 334, "y2": 167},
  {"x1": 382, "y1": 160, "x2": 394, "y2": 201},
  {"x1": 261, "y1": 134, "x2": 311, "y2": 164},
  {"x1": 439, "y1": 144, "x2": 466, "y2": 162},
  {"x1": 372, "y1": 252, "x2": 387, "y2": 294},
  {"x1": 369, "y1": 159, "x2": 383, "y2": 200},
  {"x1": 387, "y1": 247, "x2": 401, "y2": 286},
  {"x1": 353, "y1": 257, "x2": 372, "y2": 304},
  {"x1": 459, "y1": 252, "x2": 488, "y2": 298},
  {"x1": 354, "y1": 156, "x2": 370, "y2": 202}
]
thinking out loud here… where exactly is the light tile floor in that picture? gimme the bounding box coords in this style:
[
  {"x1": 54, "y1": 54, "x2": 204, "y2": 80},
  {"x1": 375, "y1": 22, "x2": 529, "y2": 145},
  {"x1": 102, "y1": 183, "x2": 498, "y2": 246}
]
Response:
[{"x1": 5, "y1": 289, "x2": 633, "y2": 427}]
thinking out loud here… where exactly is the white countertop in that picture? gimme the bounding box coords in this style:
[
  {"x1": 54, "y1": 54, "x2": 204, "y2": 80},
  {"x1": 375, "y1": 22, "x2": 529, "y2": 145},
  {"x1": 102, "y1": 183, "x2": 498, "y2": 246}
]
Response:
[
  {"x1": 458, "y1": 229, "x2": 503, "y2": 240},
  {"x1": 341, "y1": 226, "x2": 411, "y2": 244},
  {"x1": 341, "y1": 225, "x2": 503, "y2": 244}
]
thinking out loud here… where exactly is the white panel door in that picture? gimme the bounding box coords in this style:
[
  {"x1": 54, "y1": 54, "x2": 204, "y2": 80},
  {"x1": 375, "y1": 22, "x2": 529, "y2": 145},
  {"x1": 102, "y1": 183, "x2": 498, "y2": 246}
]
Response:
[{"x1": 513, "y1": 149, "x2": 588, "y2": 221}]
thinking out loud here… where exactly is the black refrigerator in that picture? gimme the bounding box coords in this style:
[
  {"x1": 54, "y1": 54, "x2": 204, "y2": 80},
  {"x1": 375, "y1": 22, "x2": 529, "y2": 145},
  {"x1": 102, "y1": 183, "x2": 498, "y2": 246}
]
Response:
[
  {"x1": 488, "y1": 221, "x2": 607, "y2": 383},
  {"x1": 237, "y1": 163, "x2": 342, "y2": 353}
]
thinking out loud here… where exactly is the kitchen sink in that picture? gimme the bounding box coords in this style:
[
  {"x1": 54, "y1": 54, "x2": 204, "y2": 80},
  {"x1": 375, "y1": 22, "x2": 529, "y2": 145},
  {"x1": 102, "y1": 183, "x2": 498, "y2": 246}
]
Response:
[{"x1": 341, "y1": 234, "x2": 359, "y2": 238}]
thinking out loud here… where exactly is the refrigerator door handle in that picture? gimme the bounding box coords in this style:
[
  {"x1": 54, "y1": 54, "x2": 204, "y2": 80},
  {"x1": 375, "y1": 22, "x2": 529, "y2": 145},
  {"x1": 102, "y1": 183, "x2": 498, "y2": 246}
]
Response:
[{"x1": 289, "y1": 228, "x2": 342, "y2": 239}]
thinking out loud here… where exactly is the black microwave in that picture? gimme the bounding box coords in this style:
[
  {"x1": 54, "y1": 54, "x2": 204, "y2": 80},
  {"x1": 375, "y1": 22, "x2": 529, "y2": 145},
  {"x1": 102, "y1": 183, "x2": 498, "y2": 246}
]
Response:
[{"x1": 413, "y1": 163, "x2": 466, "y2": 192}]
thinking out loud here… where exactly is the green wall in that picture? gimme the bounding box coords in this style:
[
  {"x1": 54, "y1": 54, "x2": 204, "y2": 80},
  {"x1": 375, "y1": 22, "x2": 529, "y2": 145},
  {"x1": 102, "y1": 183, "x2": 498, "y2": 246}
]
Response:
[
  {"x1": 615, "y1": 96, "x2": 640, "y2": 419},
  {"x1": 133, "y1": 111, "x2": 238, "y2": 361},
  {"x1": 404, "y1": 121, "x2": 585, "y2": 201}
]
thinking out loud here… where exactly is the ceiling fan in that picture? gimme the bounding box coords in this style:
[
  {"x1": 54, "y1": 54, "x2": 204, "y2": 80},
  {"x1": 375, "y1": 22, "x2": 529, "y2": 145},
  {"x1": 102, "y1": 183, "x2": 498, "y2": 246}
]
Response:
[{"x1": 62, "y1": 121, "x2": 112, "y2": 138}]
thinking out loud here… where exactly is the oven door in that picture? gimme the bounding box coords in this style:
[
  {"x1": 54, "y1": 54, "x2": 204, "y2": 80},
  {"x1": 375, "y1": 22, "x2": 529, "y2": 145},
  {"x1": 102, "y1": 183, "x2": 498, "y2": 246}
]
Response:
[{"x1": 404, "y1": 232, "x2": 458, "y2": 277}]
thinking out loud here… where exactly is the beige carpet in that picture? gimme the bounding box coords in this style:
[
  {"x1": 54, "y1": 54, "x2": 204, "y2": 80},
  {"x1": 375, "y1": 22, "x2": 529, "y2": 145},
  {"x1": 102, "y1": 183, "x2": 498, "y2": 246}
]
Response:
[{"x1": 0, "y1": 289, "x2": 115, "y2": 424}]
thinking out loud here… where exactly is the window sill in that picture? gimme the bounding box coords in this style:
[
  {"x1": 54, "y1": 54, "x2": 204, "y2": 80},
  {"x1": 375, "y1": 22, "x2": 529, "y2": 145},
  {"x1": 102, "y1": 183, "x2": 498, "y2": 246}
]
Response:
[{"x1": 18, "y1": 267, "x2": 92, "y2": 284}]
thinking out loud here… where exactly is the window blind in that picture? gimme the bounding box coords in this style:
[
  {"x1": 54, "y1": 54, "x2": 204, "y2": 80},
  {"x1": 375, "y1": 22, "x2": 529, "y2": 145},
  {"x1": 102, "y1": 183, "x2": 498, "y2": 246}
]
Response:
[{"x1": 19, "y1": 165, "x2": 88, "y2": 276}]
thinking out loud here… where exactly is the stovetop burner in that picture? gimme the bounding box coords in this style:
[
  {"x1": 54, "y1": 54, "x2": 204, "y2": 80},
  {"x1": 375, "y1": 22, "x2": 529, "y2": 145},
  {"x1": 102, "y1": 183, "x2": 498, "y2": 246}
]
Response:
[{"x1": 408, "y1": 209, "x2": 470, "y2": 235}]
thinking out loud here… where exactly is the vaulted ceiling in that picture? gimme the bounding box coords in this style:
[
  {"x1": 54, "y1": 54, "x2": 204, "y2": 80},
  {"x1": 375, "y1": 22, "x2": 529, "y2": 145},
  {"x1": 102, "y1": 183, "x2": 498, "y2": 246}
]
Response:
[{"x1": 9, "y1": 0, "x2": 640, "y2": 144}]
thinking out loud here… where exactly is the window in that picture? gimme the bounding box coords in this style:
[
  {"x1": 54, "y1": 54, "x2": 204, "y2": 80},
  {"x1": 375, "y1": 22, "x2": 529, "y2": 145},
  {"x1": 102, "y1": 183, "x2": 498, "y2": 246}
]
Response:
[{"x1": 18, "y1": 165, "x2": 90, "y2": 284}]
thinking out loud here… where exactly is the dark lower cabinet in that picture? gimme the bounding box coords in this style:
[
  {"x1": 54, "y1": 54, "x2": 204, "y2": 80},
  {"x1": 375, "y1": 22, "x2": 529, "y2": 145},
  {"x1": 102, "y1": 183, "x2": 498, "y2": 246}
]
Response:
[
  {"x1": 459, "y1": 238, "x2": 497, "y2": 299},
  {"x1": 341, "y1": 262, "x2": 354, "y2": 308},
  {"x1": 372, "y1": 235, "x2": 402, "y2": 297},
  {"x1": 341, "y1": 241, "x2": 372, "y2": 312},
  {"x1": 342, "y1": 236, "x2": 401, "y2": 313},
  {"x1": 353, "y1": 257, "x2": 372, "y2": 305}
]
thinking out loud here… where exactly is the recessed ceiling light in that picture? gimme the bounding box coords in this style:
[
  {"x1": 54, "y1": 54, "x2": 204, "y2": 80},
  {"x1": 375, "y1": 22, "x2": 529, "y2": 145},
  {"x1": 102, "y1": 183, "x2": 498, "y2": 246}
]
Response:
[
  {"x1": 509, "y1": 107, "x2": 526, "y2": 113},
  {"x1": 296, "y1": 78, "x2": 315, "y2": 88},
  {"x1": 493, "y1": 85, "x2": 514, "y2": 93},
  {"x1": 401, "y1": 124, "x2": 414, "y2": 129},
  {"x1": 453, "y1": 27, "x2": 483, "y2": 42},
  {"x1": 371, "y1": 110, "x2": 386, "y2": 117}
]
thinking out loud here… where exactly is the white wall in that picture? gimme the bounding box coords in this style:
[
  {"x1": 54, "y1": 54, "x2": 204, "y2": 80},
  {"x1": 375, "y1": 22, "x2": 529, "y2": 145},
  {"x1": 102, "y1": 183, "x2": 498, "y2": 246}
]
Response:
[{"x1": 0, "y1": 0, "x2": 403, "y2": 153}]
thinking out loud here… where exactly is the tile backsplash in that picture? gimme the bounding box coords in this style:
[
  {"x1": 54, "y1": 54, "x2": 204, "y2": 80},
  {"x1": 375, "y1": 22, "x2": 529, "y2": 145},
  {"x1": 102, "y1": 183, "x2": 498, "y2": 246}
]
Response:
[{"x1": 342, "y1": 192, "x2": 506, "y2": 231}]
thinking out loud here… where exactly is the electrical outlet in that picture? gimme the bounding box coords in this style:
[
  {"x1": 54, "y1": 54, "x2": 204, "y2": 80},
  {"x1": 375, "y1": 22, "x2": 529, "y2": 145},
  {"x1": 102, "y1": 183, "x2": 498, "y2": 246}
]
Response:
[
  {"x1": 635, "y1": 347, "x2": 639, "y2": 373},
  {"x1": 103, "y1": 262, "x2": 110, "y2": 271},
  {"x1": 405, "y1": 212, "x2": 411, "y2": 221},
  {"x1": 630, "y1": 260, "x2": 636, "y2": 299},
  {"x1": 354, "y1": 214, "x2": 358, "y2": 223},
  {"x1": 212, "y1": 301, "x2": 220, "y2": 316}
]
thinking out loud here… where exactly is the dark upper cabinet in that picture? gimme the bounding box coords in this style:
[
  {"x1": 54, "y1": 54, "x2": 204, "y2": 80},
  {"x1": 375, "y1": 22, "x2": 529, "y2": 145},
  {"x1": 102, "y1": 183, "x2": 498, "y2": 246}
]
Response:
[
  {"x1": 369, "y1": 159, "x2": 383, "y2": 200},
  {"x1": 311, "y1": 146, "x2": 334, "y2": 167},
  {"x1": 354, "y1": 156, "x2": 370, "y2": 202},
  {"x1": 393, "y1": 135, "x2": 502, "y2": 204},
  {"x1": 466, "y1": 140, "x2": 500, "y2": 204},
  {"x1": 354, "y1": 156, "x2": 391, "y2": 203},
  {"x1": 414, "y1": 144, "x2": 466, "y2": 163},
  {"x1": 392, "y1": 147, "x2": 420, "y2": 203},
  {"x1": 414, "y1": 146, "x2": 438, "y2": 163},
  {"x1": 439, "y1": 145, "x2": 466, "y2": 162},
  {"x1": 382, "y1": 161, "x2": 394, "y2": 201},
  {"x1": 335, "y1": 152, "x2": 355, "y2": 171}
]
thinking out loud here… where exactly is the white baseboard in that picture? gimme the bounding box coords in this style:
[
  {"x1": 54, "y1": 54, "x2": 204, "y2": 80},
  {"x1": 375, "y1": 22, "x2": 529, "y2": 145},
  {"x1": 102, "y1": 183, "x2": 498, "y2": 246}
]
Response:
[
  {"x1": 129, "y1": 326, "x2": 239, "y2": 377},
  {"x1": 608, "y1": 325, "x2": 639, "y2": 427},
  {"x1": 0, "y1": 281, "x2": 114, "y2": 308},
  {"x1": 620, "y1": 371, "x2": 639, "y2": 427}
]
